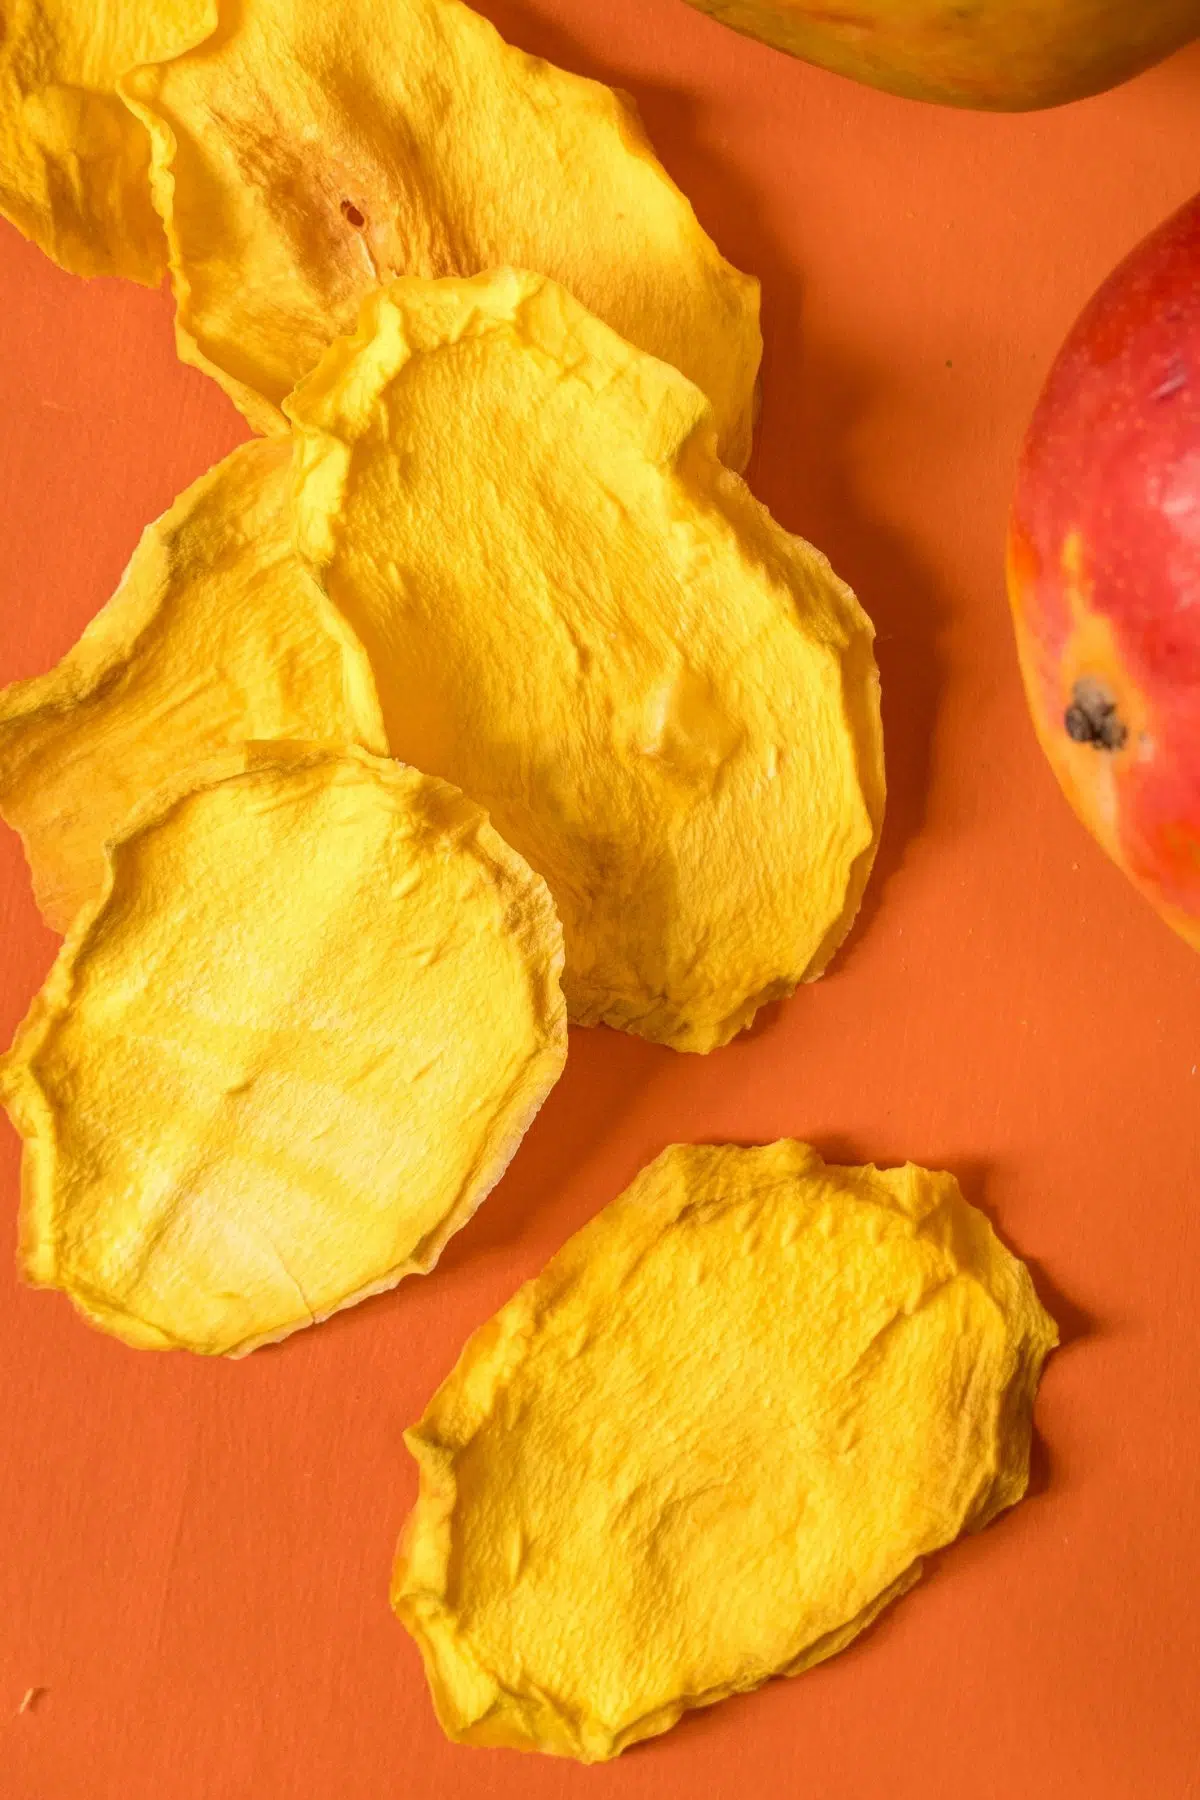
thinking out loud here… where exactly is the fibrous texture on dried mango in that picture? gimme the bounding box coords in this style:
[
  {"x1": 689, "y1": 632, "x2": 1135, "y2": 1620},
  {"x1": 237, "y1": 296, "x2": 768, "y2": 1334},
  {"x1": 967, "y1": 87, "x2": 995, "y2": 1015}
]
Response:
[
  {"x1": 119, "y1": 0, "x2": 761, "y2": 464},
  {"x1": 0, "y1": 743, "x2": 567, "y2": 1356},
  {"x1": 0, "y1": 437, "x2": 385, "y2": 935},
  {"x1": 289, "y1": 270, "x2": 884, "y2": 1053},
  {"x1": 0, "y1": 0, "x2": 215, "y2": 281},
  {"x1": 394, "y1": 1140, "x2": 1057, "y2": 1762}
]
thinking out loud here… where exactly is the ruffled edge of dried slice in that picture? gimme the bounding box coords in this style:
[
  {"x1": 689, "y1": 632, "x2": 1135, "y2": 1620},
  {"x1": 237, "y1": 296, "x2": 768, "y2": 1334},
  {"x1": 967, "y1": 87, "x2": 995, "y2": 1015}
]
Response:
[
  {"x1": 0, "y1": 741, "x2": 569, "y2": 1356},
  {"x1": 0, "y1": 89, "x2": 164, "y2": 286},
  {"x1": 119, "y1": 60, "x2": 284, "y2": 433},
  {"x1": 119, "y1": 1, "x2": 761, "y2": 461},
  {"x1": 0, "y1": 439, "x2": 389, "y2": 932},
  {"x1": 685, "y1": 454, "x2": 888, "y2": 1008},
  {"x1": 0, "y1": 0, "x2": 219, "y2": 284},
  {"x1": 573, "y1": 455, "x2": 885, "y2": 1050},
  {"x1": 392, "y1": 1142, "x2": 1057, "y2": 1759}
]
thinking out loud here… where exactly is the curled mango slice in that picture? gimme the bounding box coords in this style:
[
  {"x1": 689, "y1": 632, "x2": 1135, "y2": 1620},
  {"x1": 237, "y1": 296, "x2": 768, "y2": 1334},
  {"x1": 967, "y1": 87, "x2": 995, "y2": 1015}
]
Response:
[
  {"x1": 0, "y1": 437, "x2": 385, "y2": 934},
  {"x1": 0, "y1": 743, "x2": 567, "y2": 1355},
  {"x1": 0, "y1": 0, "x2": 215, "y2": 281},
  {"x1": 395, "y1": 1141, "x2": 1058, "y2": 1762},
  {"x1": 120, "y1": 0, "x2": 761, "y2": 464},
  {"x1": 289, "y1": 271, "x2": 884, "y2": 1052}
]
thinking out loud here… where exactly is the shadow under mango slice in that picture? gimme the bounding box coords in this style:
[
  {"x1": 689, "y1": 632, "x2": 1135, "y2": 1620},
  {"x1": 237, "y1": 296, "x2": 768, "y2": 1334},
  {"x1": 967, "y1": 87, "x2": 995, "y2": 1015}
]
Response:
[
  {"x1": 121, "y1": 0, "x2": 761, "y2": 467},
  {"x1": 288, "y1": 270, "x2": 885, "y2": 1053},
  {"x1": 395, "y1": 1140, "x2": 1058, "y2": 1762},
  {"x1": 0, "y1": 744, "x2": 567, "y2": 1356}
]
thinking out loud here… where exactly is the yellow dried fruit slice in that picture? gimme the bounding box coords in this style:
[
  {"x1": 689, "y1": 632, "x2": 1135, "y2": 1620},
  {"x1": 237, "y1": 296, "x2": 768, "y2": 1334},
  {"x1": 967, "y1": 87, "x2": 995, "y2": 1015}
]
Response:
[
  {"x1": 0, "y1": 437, "x2": 386, "y2": 934},
  {"x1": 0, "y1": 743, "x2": 567, "y2": 1356},
  {"x1": 119, "y1": 0, "x2": 761, "y2": 465},
  {"x1": 0, "y1": 0, "x2": 215, "y2": 282},
  {"x1": 395, "y1": 1140, "x2": 1057, "y2": 1762},
  {"x1": 289, "y1": 271, "x2": 884, "y2": 1054}
]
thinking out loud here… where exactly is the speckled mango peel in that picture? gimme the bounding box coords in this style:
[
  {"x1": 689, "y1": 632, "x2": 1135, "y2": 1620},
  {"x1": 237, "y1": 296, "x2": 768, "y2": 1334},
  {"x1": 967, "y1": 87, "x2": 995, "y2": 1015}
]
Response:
[
  {"x1": 0, "y1": 743, "x2": 567, "y2": 1356},
  {"x1": 120, "y1": 0, "x2": 761, "y2": 466},
  {"x1": 288, "y1": 269, "x2": 885, "y2": 1053},
  {"x1": 394, "y1": 1141, "x2": 1058, "y2": 1762},
  {"x1": 0, "y1": 0, "x2": 215, "y2": 282},
  {"x1": 0, "y1": 437, "x2": 386, "y2": 936}
]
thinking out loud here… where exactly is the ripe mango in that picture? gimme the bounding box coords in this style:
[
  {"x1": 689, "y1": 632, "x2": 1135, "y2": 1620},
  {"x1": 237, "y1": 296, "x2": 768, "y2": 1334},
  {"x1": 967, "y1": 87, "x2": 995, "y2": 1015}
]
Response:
[
  {"x1": 1008, "y1": 193, "x2": 1200, "y2": 951},
  {"x1": 682, "y1": 0, "x2": 1199, "y2": 110}
]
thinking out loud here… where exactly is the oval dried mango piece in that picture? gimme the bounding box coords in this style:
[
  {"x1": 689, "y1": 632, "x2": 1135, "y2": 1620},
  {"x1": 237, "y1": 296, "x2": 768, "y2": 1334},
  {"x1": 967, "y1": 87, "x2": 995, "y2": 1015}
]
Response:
[
  {"x1": 394, "y1": 1141, "x2": 1058, "y2": 1763},
  {"x1": 0, "y1": 0, "x2": 215, "y2": 282},
  {"x1": 0, "y1": 743, "x2": 567, "y2": 1356},
  {"x1": 0, "y1": 437, "x2": 385, "y2": 934},
  {"x1": 288, "y1": 271, "x2": 884, "y2": 1053},
  {"x1": 119, "y1": 0, "x2": 761, "y2": 465}
]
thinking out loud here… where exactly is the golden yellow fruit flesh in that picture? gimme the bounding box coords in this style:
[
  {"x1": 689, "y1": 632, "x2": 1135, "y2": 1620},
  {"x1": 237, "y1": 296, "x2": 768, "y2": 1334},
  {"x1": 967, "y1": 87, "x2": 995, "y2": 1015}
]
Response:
[
  {"x1": 394, "y1": 1141, "x2": 1057, "y2": 1762},
  {"x1": 120, "y1": 0, "x2": 761, "y2": 466},
  {"x1": 0, "y1": 744, "x2": 567, "y2": 1356},
  {"x1": 0, "y1": 0, "x2": 215, "y2": 281},
  {"x1": 0, "y1": 438, "x2": 386, "y2": 935},
  {"x1": 288, "y1": 270, "x2": 884, "y2": 1053}
]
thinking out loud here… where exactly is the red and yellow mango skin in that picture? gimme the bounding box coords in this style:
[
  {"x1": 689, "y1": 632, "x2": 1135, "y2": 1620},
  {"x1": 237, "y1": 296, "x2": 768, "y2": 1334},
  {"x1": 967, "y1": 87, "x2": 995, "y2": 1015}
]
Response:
[
  {"x1": 681, "y1": 0, "x2": 1199, "y2": 110},
  {"x1": 1008, "y1": 192, "x2": 1200, "y2": 952}
]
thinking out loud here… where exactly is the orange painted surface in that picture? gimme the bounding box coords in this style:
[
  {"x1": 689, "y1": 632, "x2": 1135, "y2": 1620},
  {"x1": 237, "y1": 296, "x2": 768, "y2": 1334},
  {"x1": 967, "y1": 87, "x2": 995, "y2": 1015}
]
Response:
[{"x1": 1, "y1": 8, "x2": 1199, "y2": 1796}]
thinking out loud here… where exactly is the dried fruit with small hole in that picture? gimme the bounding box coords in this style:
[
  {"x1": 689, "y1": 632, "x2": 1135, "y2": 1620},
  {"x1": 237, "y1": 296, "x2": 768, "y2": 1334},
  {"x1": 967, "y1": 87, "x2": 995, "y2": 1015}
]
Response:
[{"x1": 121, "y1": 0, "x2": 761, "y2": 464}]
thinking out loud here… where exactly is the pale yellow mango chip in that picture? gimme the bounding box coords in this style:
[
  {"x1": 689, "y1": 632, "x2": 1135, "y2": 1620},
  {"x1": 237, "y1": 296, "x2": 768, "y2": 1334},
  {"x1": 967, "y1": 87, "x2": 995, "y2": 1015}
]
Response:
[
  {"x1": 0, "y1": 0, "x2": 215, "y2": 282},
  {"x1": 119, "y1": 0, "x2": 761, "y2": 464},
  {"x1": 0, "y1": 743, "x2": 567, "y2": 1355},
  {"x1": 395, "y1": 1141, "x2": 1058, "y2": 1762},
  {"x1": 289, "y1": 271, "x2": 884, "y2": 1053},
  {"x1": 0, "y1": 437, "x2": 386, "y2": 934}
]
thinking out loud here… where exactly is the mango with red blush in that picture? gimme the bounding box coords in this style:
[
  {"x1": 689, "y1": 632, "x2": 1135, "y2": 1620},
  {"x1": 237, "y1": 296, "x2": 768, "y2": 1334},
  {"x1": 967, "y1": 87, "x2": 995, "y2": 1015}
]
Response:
[{"x1": 1008, "y1": 192, "x2": 1200, "y2": 952}]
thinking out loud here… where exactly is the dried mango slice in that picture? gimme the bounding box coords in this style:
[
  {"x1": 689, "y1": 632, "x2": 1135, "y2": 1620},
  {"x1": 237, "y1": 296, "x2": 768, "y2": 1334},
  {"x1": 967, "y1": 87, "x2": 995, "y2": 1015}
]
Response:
[
  {"x1": 395, "y1": 1141, "x2": 1058, "y2": 1762},
  {"x1": 0, "y1": 743, "x2": 567, "y2": 1356},
  {"x1": 119, "y1": 0, "x2": 761, "y2": 464},
  {"x1": 0, "y1": 437, "x2": 386, "y2": 934},
  {"x1": 0, "y1": 0, "x2": 215, "y2": 282},
  {"x1": 288, "y1": 271, "x2": 884, "y2": 1053}
]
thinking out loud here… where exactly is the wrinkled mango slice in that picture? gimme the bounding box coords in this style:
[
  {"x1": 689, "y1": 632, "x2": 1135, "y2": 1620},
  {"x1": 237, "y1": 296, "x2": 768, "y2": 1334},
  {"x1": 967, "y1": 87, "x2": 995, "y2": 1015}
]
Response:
[
  {"x1": 0, "y1": 0, "x2": 215, "y2": 282},
  {"x1": 395, "y1": 1140, "x2": 1058, "y2": 1762},
  {"x1": 288, "y1": 271, "x2": 884, "y2": 1053},
  {"x1": 0, "y1": 437, "x2": 386, "y2": 934},
  {"x1": 120, "y1": 0, "x2": 761, "y2": 464},
  {"x1": 0, "y1": 743, "x2": 567, "y2": 1355}
]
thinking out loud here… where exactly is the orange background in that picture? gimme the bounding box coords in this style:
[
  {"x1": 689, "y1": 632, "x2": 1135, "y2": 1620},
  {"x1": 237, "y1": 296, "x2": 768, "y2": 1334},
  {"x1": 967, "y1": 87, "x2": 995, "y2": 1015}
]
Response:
[{"x1": 2, "y1": 5, "x2": 1199, "y2": 1796}]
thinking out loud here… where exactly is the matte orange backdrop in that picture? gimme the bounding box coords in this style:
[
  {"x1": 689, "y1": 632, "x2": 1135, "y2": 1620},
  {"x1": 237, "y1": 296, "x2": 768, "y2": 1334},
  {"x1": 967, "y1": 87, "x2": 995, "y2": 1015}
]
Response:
[{"x1": 2, "y1": 5, "x2": 1199, "y2": 1797}]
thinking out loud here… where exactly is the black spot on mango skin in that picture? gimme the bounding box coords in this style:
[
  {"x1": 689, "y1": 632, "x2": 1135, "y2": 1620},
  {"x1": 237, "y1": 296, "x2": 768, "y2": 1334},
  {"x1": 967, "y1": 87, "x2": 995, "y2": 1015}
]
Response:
[
  {"x1": 1065, "y1": 676, "x2": 1128, "y2": 751},
  {"x1": 340, "y1": 198, "x2": 365, "y2": 229}
]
